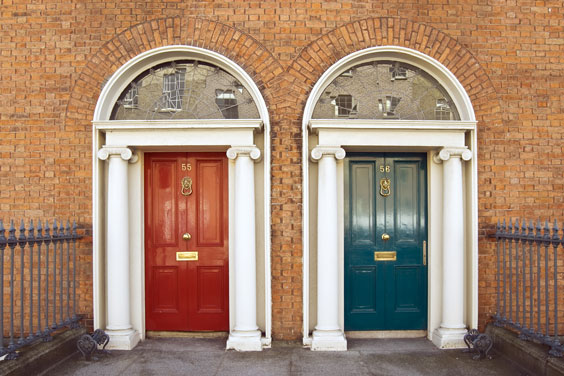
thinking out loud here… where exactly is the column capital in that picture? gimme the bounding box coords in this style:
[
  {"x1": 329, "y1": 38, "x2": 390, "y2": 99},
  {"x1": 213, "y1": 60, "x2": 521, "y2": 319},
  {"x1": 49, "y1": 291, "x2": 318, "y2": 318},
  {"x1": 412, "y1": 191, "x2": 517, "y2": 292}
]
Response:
[
  {"x1": 433, "y1": 147, "x2": 472, "y2": 164},
  {"x1": 311, "y1": 146, "x2": 346, "y2": 162},
  {"x1": 97, "y1": 146, "x2": 134, "y2": 162},
  {"x1": 227, "y1": 146, "x2": 261, "y2": 161}
]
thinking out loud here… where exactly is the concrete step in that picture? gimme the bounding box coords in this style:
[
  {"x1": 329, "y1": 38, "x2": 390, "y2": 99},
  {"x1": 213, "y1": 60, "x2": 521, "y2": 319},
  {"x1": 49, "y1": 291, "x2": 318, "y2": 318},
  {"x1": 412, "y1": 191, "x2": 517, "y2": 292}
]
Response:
[
  {"x1": 487, "y1": 325, "x2": 564, "y2": 376},
  {"x1": 0, "y1": 327, "x2": 87, "y2": 376}
]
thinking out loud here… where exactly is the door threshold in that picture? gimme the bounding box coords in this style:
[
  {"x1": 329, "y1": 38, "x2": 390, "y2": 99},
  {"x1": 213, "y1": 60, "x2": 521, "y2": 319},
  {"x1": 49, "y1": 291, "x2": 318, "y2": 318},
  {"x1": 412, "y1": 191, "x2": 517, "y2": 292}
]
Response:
[
  {"x1": 146, "y1": 331, "x2": 229, "y2": 339},
  {"x1": 345, "y1": 330, "x2": 427, "y2": 339}
]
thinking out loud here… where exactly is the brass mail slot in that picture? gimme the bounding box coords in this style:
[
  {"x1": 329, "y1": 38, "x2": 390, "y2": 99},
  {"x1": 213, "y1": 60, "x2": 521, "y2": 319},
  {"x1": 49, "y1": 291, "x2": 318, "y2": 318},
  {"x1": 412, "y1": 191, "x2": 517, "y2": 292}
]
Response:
[
  {"x1": 374, "y1": 251, "x2": 396, "y2": 261},
  {"x1": 176, "y1": 251, "x2": 198, "y2": 261}
]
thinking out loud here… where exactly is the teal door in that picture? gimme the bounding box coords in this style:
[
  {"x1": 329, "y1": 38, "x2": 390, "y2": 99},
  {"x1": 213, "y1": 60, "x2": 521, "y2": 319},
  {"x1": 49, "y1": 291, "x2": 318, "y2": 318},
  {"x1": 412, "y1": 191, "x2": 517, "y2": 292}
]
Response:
[{"x1": 344, "y1": 153, "x2": 427, "y2": 331}]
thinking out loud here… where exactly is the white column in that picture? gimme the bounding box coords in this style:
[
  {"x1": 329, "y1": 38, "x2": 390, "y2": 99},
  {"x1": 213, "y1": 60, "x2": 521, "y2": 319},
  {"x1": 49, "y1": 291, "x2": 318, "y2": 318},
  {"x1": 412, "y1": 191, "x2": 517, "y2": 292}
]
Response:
[
  {"x1": 226, "y1": 146, "x2": 262, "y2": 351},
  {"x1": 97, "y1": 146, "x2": 140, "y2": 350},
  {"x1": 432, "y1": 147, "x2": 472, "y2": 349},
  {"x1": 310, "y1": 146, "x2": 347, "y2": 351}
]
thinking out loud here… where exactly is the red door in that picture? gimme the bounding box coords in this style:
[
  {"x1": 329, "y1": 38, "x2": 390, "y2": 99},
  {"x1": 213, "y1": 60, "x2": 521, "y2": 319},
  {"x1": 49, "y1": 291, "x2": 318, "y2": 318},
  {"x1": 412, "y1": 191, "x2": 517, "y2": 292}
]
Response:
[{"x1": 145, "y1": 152, "x2": 229, "y2": 331}]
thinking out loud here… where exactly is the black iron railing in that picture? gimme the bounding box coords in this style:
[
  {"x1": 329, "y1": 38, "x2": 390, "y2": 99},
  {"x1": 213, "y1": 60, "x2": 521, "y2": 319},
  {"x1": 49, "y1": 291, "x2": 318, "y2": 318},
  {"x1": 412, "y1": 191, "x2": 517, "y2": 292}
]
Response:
[
  {"x1": 493, "y1": 219, "x2": 563, "y2": 357},
  {"x1": 0, "y1": 219, "x2": 82, "y2": 360}
]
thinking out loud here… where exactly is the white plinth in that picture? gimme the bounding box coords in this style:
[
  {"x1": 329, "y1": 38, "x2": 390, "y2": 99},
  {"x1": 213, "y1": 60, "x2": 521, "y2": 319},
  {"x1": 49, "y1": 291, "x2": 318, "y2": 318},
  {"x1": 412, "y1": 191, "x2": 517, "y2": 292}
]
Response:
[
  {"x1": 432, "y1": 327, "x2": 467, "y2": 349},
  {"x1": 226, "y1": 330, "x2": 263, "y2": 351},
  {"x1": 311, "y1": 330, "x2": 348, "y2": 351},
  {"x1": 106, "y1": 329, "x2": 141, "y2": 350}
]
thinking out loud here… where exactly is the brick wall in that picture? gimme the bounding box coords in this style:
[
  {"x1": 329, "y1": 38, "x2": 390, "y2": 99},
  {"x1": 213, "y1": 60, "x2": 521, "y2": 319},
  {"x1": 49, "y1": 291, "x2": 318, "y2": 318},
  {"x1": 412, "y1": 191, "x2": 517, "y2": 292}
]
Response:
[{"x1": 1, "y1": 1, "x2": 564, "y2": 340}]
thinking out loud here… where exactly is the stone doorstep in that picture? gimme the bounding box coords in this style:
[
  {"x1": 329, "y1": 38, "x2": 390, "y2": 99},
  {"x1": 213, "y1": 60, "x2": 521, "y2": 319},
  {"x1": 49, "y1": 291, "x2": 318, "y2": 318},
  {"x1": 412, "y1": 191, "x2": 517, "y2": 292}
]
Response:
[
  {"x1": 0, "y1": 327, "x2": 87, "y2": 376},
  {"x1": 486, "y1": 324, "x2": 564, "y2": 376}
]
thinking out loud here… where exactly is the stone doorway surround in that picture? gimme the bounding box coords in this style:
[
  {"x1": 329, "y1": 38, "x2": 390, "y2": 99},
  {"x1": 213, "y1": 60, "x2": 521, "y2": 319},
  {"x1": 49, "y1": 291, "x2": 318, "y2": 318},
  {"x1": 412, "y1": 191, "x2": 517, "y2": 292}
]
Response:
[
  {"x1": 92, "y1": 46, "x2": 272, "y2": 351},
  {"x1": 302, "y1": 46, "x2": 478, "y2": 351}
]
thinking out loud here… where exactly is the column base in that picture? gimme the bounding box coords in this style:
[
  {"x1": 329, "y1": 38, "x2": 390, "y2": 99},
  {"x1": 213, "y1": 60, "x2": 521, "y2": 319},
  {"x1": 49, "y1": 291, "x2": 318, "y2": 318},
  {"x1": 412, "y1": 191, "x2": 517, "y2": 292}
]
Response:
[
  {"x1": 432, "y1": 327, "x2": 467, "y2": 349},
  {"x1": 106, "y1": 328, "x2": 140, "y2": 350},
  {"x1": 226, "y1": 330, "x2": 262, "y2": 351},
  {"x1": 311, "y1": 329, "x2": 347, "y2": 351}
]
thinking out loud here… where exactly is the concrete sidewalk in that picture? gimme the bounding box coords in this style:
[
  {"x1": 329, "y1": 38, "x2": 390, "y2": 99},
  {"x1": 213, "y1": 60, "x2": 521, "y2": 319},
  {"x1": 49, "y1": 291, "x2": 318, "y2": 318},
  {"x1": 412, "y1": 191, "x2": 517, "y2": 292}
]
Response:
[{"x1": 45, "y1": 337, "x2": 528, "y2": 376}]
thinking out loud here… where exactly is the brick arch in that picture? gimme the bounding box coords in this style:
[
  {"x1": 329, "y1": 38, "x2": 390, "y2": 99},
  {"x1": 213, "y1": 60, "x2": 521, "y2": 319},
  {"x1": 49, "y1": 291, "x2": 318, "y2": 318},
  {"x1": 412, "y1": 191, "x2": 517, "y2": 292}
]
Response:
[
  {"x1": 63, "y1": 16, "x2": 290, "y2": 340},
  {"x1": 286, "y1": 17, "x2": 501, "y2": 127},
  {"x1": 64, "y1": 16, "x2": 284, "y2": 127},
  {"x1": 289, "y1": 17, "x2": 503, "y2": 336}
]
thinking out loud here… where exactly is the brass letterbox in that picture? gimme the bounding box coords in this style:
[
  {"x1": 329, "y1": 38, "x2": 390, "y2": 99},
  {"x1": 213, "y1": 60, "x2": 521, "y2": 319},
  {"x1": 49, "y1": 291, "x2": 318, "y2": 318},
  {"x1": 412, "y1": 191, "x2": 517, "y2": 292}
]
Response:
[{"x1": 176, "y1": 251, "x2": 198, "y2": 261}]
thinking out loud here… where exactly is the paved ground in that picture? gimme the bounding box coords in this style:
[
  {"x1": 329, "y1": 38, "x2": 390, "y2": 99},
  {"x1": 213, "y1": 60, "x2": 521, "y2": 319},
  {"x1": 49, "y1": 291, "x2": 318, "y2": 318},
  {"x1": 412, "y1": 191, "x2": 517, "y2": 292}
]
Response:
[{"x1": 45, "y1": 337, "x2": 529, "y2": 376}]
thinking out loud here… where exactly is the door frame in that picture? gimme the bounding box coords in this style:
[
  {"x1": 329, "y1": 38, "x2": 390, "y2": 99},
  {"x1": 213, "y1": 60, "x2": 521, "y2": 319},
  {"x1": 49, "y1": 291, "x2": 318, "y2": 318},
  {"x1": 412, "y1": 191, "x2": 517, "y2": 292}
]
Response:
[
  {"x1": 302, "y1": 46, "x2": 478, "y2": 348},
  {"x1": 92, "y1": 46, "x2": 272, "y2": 349}
]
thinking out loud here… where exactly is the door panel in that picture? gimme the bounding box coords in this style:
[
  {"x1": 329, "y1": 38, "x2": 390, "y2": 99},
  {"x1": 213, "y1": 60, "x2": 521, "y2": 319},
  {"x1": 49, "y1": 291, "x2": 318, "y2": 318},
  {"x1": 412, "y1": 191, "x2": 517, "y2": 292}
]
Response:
[
  {"x1": 152, "y1": 267, "x2": 180, "y2": 313},
  {"x1": 152, "y1": 160, "x2": 179, "y2": 246},
  {"x1": 196, "y1": 266, "x2": 225, "y2": 313},
  {"x1": 394, "y1": 162, "x2": 418, "y2": 242},
  {"x1": 351, "y1": 163, "x2": 376, "y2": 246},
  {"x1": 350, "y1": 267, "x2": 378, "y2": 312},
  {"x1": 196, "y1": 160, "x2": 225, "y2": 246},
  {"x1": 394, "y1": 266, "x2": 422, "y2": 311},
  {"x1": 345, "y1": 153, "x2": 427, "y2": 331},
  {"x1": 145, "y1": 152, "x2": 228, "y2": 331}
]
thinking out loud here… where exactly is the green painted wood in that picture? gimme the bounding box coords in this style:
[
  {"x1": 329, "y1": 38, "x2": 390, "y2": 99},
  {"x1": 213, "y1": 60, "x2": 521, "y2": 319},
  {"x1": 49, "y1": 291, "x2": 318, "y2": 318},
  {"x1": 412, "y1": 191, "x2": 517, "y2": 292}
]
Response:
[{"x1": 345, "y1": 153, "x2": 428, "y2": 331}]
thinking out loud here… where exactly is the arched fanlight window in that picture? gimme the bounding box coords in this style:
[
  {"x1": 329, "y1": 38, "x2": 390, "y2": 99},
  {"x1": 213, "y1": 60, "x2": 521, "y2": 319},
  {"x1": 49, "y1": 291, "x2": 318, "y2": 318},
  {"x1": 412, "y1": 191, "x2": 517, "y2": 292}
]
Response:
[
  {"x1": 312, "y1": 61, "x2": 460, "y2": 120},
  {"x1": 111, "y1": 60, "x2": 260, "y2": 120}
]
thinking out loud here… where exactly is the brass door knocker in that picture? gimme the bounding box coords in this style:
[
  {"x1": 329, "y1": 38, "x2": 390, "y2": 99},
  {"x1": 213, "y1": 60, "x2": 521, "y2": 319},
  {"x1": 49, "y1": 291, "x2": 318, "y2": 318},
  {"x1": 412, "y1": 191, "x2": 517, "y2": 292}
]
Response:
[
  {"x1": 380, "y1": 177, "x2": 391, "y2": 197},
  {"x1": 181, "y1": 177, "x2": 193, "y2": 196}
]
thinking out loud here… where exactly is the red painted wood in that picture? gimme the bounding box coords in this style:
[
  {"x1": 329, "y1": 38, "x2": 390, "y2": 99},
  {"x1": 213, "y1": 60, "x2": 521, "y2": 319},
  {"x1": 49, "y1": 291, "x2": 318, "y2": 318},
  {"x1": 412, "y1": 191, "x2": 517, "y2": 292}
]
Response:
[{"x1": 145, "y1": 152, "x2": 229, "y2": 331}]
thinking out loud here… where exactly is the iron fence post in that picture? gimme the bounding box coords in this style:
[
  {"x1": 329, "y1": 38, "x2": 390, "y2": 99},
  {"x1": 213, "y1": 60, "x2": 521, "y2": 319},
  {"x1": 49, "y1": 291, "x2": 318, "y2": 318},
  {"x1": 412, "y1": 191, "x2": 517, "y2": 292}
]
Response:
[
  {"x1": 36, "y1": 220, "x2": 43, "y2": 337},
  {"x1": 528, "y1": 220, "x2": 534, "y2": 333},
  {"x1": 43, "y1": 220, "x2": 52, "y2": 341},
  {"x1": 0, "y1": 220, "x2": 6, "y2": 356},
  {"x1": 536, "y1": 220, "x2": 542, "y2": 336},
  {"x1": 59, "y1": 221, "x2": 64, "y2": 327},
  {"x1": 8, "y1": 220, "x2": 16, "y2": 354},
  {"x1": 503, "y1": 219, "x2": 507, "y2": 322},
  {"x1": 18, "y1": 220, "x2": 26, "y2": 345},
  {"x1": 509, "y1": 219, "x2": 514, "y2": 325},
  {"x1": 495, "y1": 220, "x2": 501, "y2": 325},
  {"x1": 72, "y1": 221, "x2": 78, "y2": 326},
  {"x1": 66, "y1": 221, "x2": 71, "y2": 325},
  {"x1": 28, "y1": 220, "x2": 35, "y2": 340},
  {"x1": 521, "y1": 219, "x2": 526, "y2": 334},
  {"x1": 543, "y1": 220, "x2": 550, "y2": 339},
  {"x1": 515, "y1": 219, "x2": 520, "y2": 327},
  {"x1": 52, "y1": 220, "x2": 57, "y2": 330},
  {"x1": 549, "y1": 220, "x2": 562, "y2": 356}
]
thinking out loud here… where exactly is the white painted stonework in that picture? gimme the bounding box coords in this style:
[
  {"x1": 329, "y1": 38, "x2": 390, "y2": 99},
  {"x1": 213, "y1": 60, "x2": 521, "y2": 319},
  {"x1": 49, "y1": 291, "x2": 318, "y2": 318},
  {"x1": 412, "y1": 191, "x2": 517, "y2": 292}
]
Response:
[
  {"x1": 432, "y1": 147, "x2": 472, "y2": 348},
  {"x1": 92, "y1": 46, "x2": 272, "y2": 351},
  {"x1": 302, "y1": 46, "x2": 478, "y2": 350},
  {"x1": 96, "y1": 146, "x2": 140, "y2": 350},
  {"x1": 310, "y1": 146, "x2": 347, "y2": 351},
  {"x1": 226, "y1": 146, "x2": 263, "y2": 351}
]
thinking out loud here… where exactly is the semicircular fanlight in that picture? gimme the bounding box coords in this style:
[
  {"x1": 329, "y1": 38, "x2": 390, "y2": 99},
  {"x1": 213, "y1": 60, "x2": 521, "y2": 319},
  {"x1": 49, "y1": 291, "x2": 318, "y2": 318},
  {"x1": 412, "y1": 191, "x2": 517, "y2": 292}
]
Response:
[
  {"x1": 111, "y1": 60, "x2": 260, "y2": 120},
  {"x1": 312, "y1": 61, "x2": 460, "y2": 121}
]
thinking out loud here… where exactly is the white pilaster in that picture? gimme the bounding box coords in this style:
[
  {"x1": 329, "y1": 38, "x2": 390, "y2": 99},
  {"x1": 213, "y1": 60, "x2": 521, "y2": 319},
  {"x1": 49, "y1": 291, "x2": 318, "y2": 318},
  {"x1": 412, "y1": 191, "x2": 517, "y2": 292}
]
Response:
[
  {"x1": 97, "y1": 146, "x2": 140, "y2": 350},
  {"x1": 310, "y1": 146, "x2": 347, "y2": 351},
  {"x1": 226, "y1": 146, "x2": 263, "y2": 351},
  {"x1": 432, "y1": 147, "x2": 472, "y2": 349}
]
